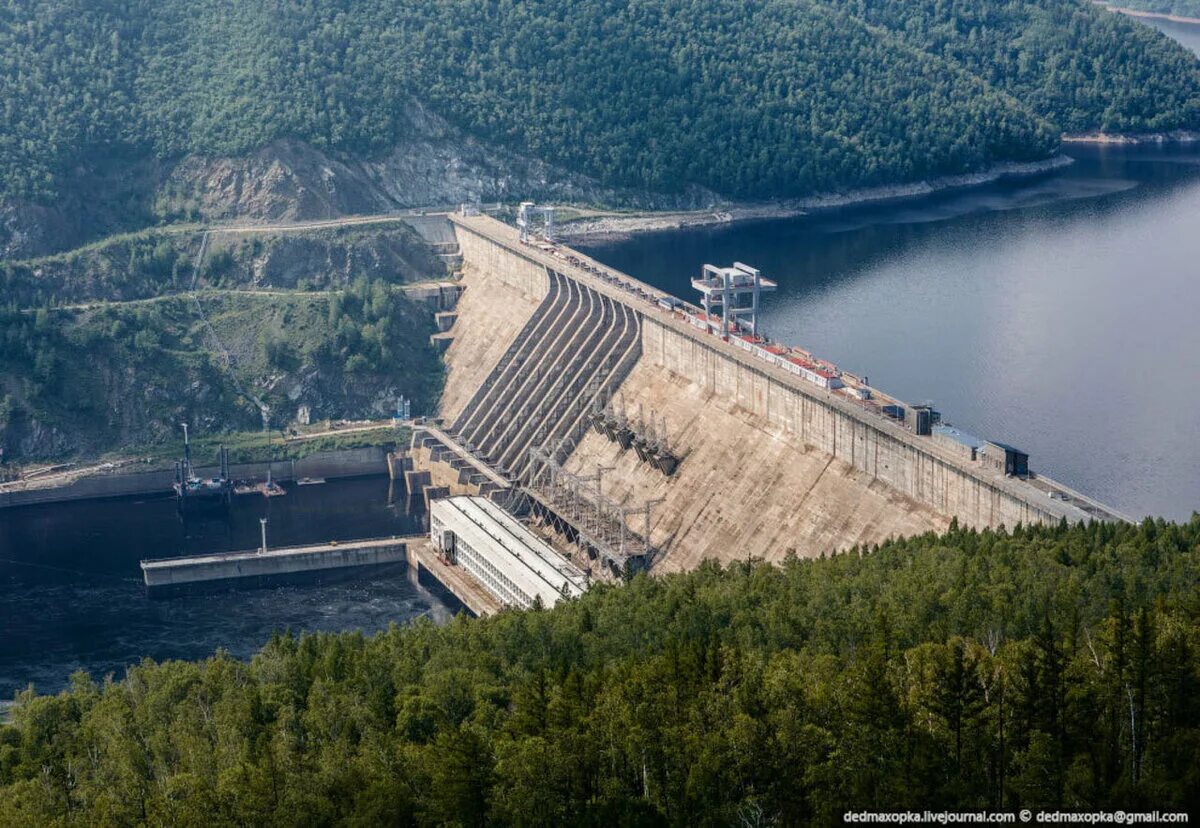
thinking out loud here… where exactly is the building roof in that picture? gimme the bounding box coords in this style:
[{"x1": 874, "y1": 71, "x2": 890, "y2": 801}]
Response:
[
  {"x1": 432, "y1": 496, "x2": 588, "y2": 607},
  {"x1": 932, "y1": 423, "x2": 986, "y2": 450}
]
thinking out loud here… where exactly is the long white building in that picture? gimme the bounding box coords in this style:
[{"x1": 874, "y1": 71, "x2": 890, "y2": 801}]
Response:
[{"x1": 430, "y1": 496, "x2": 589, "y2": 609}]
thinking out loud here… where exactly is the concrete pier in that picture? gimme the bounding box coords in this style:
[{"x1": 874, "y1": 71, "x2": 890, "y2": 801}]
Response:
[
  {"x1": 405, "y1": 540, "x2": 502, "y2": 617},
  {"x1": 140, "y1": 536, "x2": 417, "y2": 595},
  {"x1": 140, "y1": 533, "x2": 505, "y2": 617}
]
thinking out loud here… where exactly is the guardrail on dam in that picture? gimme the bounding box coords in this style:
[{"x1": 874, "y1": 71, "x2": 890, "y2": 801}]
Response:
[{"x1": 444, "y1": 213, "x2": 1125, "y2": 556}]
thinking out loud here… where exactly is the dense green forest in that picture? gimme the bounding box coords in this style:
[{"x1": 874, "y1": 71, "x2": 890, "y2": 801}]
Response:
[
  {"x1": 833, "y1": 0, "x2": 1200, "y2": 134},
  {"x1": 1, "y1": 518, "x2": 1197, "y2": 823},
  {"x1": 2, "y1": 0, "x2": 1199, "y2": 207}
]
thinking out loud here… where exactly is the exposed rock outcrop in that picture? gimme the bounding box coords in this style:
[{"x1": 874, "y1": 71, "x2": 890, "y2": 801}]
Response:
[{"x1": 1, "y1": 102, "x2": 718, "y2": 260}]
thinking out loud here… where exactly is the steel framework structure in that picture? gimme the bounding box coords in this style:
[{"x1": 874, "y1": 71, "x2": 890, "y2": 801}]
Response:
[{"x1": 525, "y1": 446, "x2": 660, "y2": 574}]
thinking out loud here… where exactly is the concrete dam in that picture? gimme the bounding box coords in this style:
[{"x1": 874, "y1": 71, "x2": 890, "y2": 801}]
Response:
[{"x1": 428, "y1": 213, "x2": 1124, "y2": 574}]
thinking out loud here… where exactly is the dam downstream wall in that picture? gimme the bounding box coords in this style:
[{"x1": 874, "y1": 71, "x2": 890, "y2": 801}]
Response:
[
  {"x1": 445, "y1": 214, "x2": 1112, "y2": 563},
  {"x1": 639, "y1": 316, "x2": 1064, "y2": 530},
  {"x1": 454, "y1": 227, "x2": 550, "y2": 299},
  {"x1": 438, "y1": 235, "x2": 549, "y2": 424}
]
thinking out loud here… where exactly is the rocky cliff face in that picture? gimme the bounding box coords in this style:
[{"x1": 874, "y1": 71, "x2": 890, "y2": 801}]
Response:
[
  {"x1": 160, "y1": 103, "x2": 719, "y2": 224},
  {"x1": 1, "y1": 103, "x2": 717, "y2": 260}
]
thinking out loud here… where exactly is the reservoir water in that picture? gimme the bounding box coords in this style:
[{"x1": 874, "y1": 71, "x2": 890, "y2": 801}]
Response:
[
  {"x1": 1146, "y1": 16, "x2": 1200, "y2": 53},
  {"x1": 3, "y1": 12, "x2": 1198, "y2": 702},
  {"x1": 579, "y1": 140, "x2": 1200, "y2": 524}
]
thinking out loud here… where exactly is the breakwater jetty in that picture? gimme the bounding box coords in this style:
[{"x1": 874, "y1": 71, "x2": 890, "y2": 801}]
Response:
[
  {"x1": 140, "y1": 532, "x2": 503, "y2": 616},
  {"x1": 140, "y1": 536, "x2": 416, "y2": 596}
]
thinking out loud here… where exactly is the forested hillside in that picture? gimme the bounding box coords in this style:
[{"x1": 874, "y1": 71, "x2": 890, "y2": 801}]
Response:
[
  {"x1": 2, "y1": 0, "x2": 1199, "y2": 214},
  {"x1": 0, "y1": 277, "x2": 444, "y2": 460},
  {"x1": 1, "y1": 519, "x2": 1197, "y2": 823},
  {"x1": 834, "y1": 0, "x2": 1200, "y2": 134},
  {"x1": 0, "y1": 219, "x2": 447, "y2": 461}
]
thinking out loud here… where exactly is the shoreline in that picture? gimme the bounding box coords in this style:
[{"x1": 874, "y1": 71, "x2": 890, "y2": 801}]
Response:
[
  {"x1": 1062, "y1": 129, "x2": 1200, "y2": 145},
  {"x1": 1093, "y1": 2, "x2": 1200, "y2": 26},
  {"x1": 557, "y1": 155, "x2": 1073, "y2": 241}
]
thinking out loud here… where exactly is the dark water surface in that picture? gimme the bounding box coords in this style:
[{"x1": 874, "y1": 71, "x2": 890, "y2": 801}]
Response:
[
  {"x1": 1144, "y1": 16, "x2": 1200, "y2": 52},
  {"x1": 579, "y1": 142, "x2": 1200, "y2": 522},
  {"x1": 0, "y1": 477, "x2": 447, "y2": 697}
]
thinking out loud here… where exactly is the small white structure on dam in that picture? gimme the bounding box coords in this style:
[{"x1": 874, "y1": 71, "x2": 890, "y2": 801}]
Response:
[{"x1": 430, "y1": 495, "x2": 588, "y2": 609}]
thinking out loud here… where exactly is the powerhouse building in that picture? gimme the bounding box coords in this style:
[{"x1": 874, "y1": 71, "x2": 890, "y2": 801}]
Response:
[{"x1": 430, "y1": 496, "x2": 589, "y2": 609}]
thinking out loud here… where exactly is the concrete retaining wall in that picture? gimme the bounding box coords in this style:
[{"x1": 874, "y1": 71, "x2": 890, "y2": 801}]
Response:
[
  {"x1": 404, "y1": 282, "x2": 463, "y2": 310},
  {"x1": 401, "y1": 215, "x2": 459, "y2": 246},
  {"x1": 142, "y1": 538, "x2": 411, "y2": 594},
  {"x1": 0, "y1": 446, "x2": 388, "y2": 510}
]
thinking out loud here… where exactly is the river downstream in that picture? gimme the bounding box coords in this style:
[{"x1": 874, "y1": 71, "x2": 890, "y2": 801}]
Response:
[{"x1": 0, "y1": 477, "x2": 447, "y2": 698}]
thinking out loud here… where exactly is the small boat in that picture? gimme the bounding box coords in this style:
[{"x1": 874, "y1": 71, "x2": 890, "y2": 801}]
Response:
[
  {"x1": 259, "y1": 481, "x2": 286, "y2": 497},
  {"x1": 296, "y1": 477, "x2": 327, "y2": 486}
]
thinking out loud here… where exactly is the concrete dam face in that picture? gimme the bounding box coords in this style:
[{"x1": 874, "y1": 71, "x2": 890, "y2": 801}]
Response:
[{"x1": 435, "y1": 214, "x2": 1121, "y2": 571}]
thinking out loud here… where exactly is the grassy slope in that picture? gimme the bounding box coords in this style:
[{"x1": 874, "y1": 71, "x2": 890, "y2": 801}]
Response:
[
  {"x1": 0, "y1": 221, "x2": 446, "y2": 307},
  {"x1": 109, "y1": 425, "x2": 410, "y2": 471},
  {"x1": 0, "y1": 218, "x2": 449, "y2": 463}
]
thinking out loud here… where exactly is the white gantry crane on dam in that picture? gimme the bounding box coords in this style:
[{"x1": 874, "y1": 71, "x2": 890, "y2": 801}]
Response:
[
  {"x1": 517, "y1": 201, "x2": 556, "y2": 244},
  {"x1": 691, "y1": 261, "x2": 776, "y2": 338}
]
